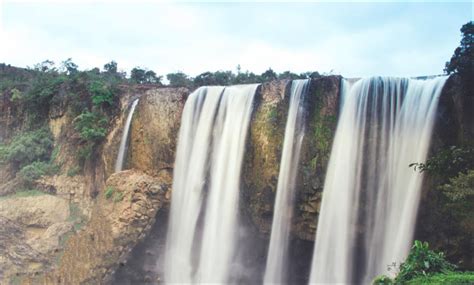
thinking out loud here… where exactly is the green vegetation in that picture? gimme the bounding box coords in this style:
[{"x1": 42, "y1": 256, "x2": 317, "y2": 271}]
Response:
[
  {"x1": 405, "y1": 271, "x2": 474, "y2": 284},
  {"x1": 267, "y1": 105, "x2": 278, "y2": 124},
  {"x1": 167, "y1": 71, "x2": 193, "y2": 88},
  {"x1": 0, "y1": 127, "x2": 59, "y2": 188},
  {"x1": 187, "y1": 67, "x2": 320, "y2": 88},
  {"x1": 131, "y1": 67, "x2": 162, "y2": 84},
  {"x1": 0, "y1": 189, "x2": 47, "y2": 200},
  {"x1": 409, "y1": 145, "x2": 474, "y2": 180},
  {"x1": 396, "y1": 241, "x2": 456, "y2": 283},
  {"x1": 67, "y1": 166, "x2": 81, "y2": 177},
  {"x1": 0, "y1": 127, "x2": 53, "y2": 168},
  {"x1": 104, "y1": 186, "x2": 115, "y2": 199},
  {"x1": 89, "y1": 80, "x2": 115, "y2": 108},
  {"x1": 104, "y1": 186, "x2": 124, "y2": 202},
  {"x1": 74, "y1": 111, "x2": 108, "y2": 143},
  {"x1": 439, "y1": 170, "x2": 474, "y2": 210},
  {"x1": 411, "y1": 145, "x2": 473, "y2": 266},
  {"x1": 372, "y1": 241, "x2": 473, "y2": 285},
  {"x1": 0, "y1": 59, "x2": 129, "y2": 173},
  {"x1": 67, "y1": 202, "x2": 87, "y2": 232},
  {"x1": 18, "y1": 161, "x2": 59, "y2": 186},
  {"x1": 113, "y1": 191, "x2": 124, "y2": 202},
  {"x1": 445, "y1": 21, "x2": 473, "y2": 96}
]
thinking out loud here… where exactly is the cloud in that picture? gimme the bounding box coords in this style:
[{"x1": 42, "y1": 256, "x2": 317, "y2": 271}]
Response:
[{"x1": 0, "y1": 1, "x2": 471, "y2": 77}]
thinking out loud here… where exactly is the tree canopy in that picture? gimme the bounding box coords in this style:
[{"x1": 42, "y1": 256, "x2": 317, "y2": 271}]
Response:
[{"x1": 445, "y1": 21, "x2": 473, "y2": 96}]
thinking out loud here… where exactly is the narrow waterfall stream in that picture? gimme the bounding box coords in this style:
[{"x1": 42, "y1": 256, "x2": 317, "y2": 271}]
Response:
[
  {"x1": 163, "y1": 84, "x2": 259, "y2": 284},
  {"x1": 115, "y1": 98, "x2": 139, "y2": 172},
  {"x1": 309, "y1": 76, "x2": 448, "y2": 284},
  {"x1": 263, "y1": 79, "x2": 309, "y2": 284}
]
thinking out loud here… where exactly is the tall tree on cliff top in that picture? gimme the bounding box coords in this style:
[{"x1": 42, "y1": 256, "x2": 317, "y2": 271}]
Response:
[
  {"x1": 445, "y1": 21, "x2": 474, "y2": 96},
  {"x1": 131, "y1": 67, "x2": 162, "y2": 85}
]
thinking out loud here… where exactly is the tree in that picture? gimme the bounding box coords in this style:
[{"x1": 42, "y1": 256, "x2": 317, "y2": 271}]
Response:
[
  {"x1": 60, "y1": 58, "x2": 78, "y2": 75},
  {"x1": 103, "y1": 61, "x2": 118, "y2": 74},
  {"x1": 234, "y1": 71, "x2": 259, "y2": 84},
  {"x1": 194, "y1": 72, "x2": 215, "y2": 86},
  {"x1": 144, "y1": 70, "x2": 162, "y2": 84},
  {"x1": 213, "y1": 70, "x2": 234, "y2": 85},
  {"x1": 193, "y1": 71, "x2": 234, "y2": 87},
  {"x1": 130, "y1": 67, "x2": 146, "y2": 83},
  {"x1": 278, "y1": 71, "x2": 301, "y2": 80},
  {"x1": 300, "y1": 71, "x2": 321, "y2": 79},
  {"x1": 445, "y1": 21, "x2": 473, "y2": 96},
  {"x1": 131, "y1": 67, "x2": 162, "y2": 84},
  {"x1": 89, "y1": 80, "x2": 114, "y2": 107},
  {"x1": 260, "y1": 68, "x2": 278, "y2": 82},
  {"x1": 33, "y1": 60, "x2": 56, "y2": 73},
  {"x1": 167, "y1": 72, "x2": 193, "y2": 88}
]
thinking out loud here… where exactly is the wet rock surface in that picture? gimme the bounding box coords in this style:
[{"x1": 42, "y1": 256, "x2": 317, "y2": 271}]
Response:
[{"x1": 242, "y1": 76, "x2": 341, "y2": 241}]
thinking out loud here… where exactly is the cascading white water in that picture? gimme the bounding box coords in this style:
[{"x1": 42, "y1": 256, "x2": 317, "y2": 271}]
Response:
[
  {"x1": 309, "y1": 76, "x2": 448, "y2": 284},
  {"x1": 163, "y1": 84, "x2": 259, "y2": 284},
  {"x1": 263, "y1": 79, "x2": 309, "y2": 284},
  {"x1": 197, "y1": 84, "x2": 258, "y2": 283},
  {"x1": 115, "y1": 98, "x2": 139, "y2": 173},
  {"x1": 163, "y1": 86, "x2": 224, "y2": 283}
]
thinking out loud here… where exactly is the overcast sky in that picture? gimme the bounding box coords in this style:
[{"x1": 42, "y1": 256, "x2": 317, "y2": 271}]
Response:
[{"x1": 0, "y1": 1, "x2": 472, "y2": 78}]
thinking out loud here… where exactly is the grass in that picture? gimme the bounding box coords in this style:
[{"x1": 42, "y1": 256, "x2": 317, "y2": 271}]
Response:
[
  {"x1": 105, "y1": 186, "x2": 124, "y2": 202},
  {"x1": 406, "y1": 272, "x2": 474, "y2": 285},
  {"x1": 104, "y1": 186, "x2": 115, "y2": 199},
  {"x1": 0, "y1": 189, "x2": 47, "y2": 200}
]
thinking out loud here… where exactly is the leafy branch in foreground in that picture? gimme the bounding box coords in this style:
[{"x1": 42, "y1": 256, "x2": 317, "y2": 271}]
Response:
[
  {"x1": 409, "y1": 145, "x2": 474, "y2": 180},
  {"x1": 372, "y1": 241, "x2": 469, "y2": 285}
]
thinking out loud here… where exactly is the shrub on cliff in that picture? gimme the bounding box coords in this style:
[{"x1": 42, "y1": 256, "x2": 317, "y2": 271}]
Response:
[
  {"x1": 18, "y1": 161, "x2": 59, "y2": 186},
  {"x1": 73, "y1": 110, "x2": 108, "y2": 165},
  {"x1": 89, "y1": 80, "x2": 115, "y2": 108},
  {"x1": 74, "y1": 111, "x2": 108, "y2": 143},
  {"x1": 0, "y1": 128, "x2": 54, "y2": 169}
]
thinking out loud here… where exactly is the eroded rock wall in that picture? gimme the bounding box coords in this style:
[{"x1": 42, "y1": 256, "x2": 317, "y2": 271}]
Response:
[
  {"x1": 415, "y1": 74, "x2": 474, "y2": 269},
  {"x1": 242, "y1": 76, "x2": 341, "y2": 241}
]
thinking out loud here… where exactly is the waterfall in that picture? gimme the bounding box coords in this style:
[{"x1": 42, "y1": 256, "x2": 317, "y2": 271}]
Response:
[
  {"x1": 164, "y1": 84, "x2": 259, "y2": 284},
  {"x1": 309, "y1": 76, "x2": 448, "y2": 284},
  {"x1": 115, "y1": 98, "x2": 139, "y2": 173},
  {"x1": 263, "y1": 79, "x2": 309, "y2": 284}
]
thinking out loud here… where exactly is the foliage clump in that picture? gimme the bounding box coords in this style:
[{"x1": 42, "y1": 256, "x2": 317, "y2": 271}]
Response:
[
  {"x1": 445, "y1": 21, "x2": 474, "y2": 96},
  {"x1": 409, "y1": 145, "x2": 474, "y2": 179},
  {"x1": 18, "y1": 161, "x2": 59, "y2": 186},
  {"x1": 104, "y1": 186, "x2": 115, "y2": 199},
  {"x1": 372, "y1": 241, "x2": 467, "y2": 285},
  {"x1": 0, "y1": 128, "x2": 53, "y2": 168},
  {"x1": 396, "y1": 241, "x2": 456, "y2": 282}
]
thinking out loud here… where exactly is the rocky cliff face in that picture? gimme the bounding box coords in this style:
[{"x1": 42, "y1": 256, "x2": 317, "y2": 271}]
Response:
[
  {"x1": 415, "y1": 74, "x2": 474, "y2": 270},
  {"x1": 0, "y1": 74, "x2": 472, "y2": 284},
  {"x1": 242, "y1": 76, "x2": 341, "y2": 241}
]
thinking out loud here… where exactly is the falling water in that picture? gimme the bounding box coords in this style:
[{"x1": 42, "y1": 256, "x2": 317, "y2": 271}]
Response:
[
  {"x1": 163, "y1": 86, "x2": 224, "y2": 283},
  {"x1": 164, "y1": 84, "x2": 258, "y2": 284},
  {"x1": 309, "y1": 76, "x2": 448, "y2": 284},
  {"x1": 263, "y1": 79, "x2": 309, "y2": 284},
  {"x1": 115, "y1": 98, "x2": 139, "y2": 173}
]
